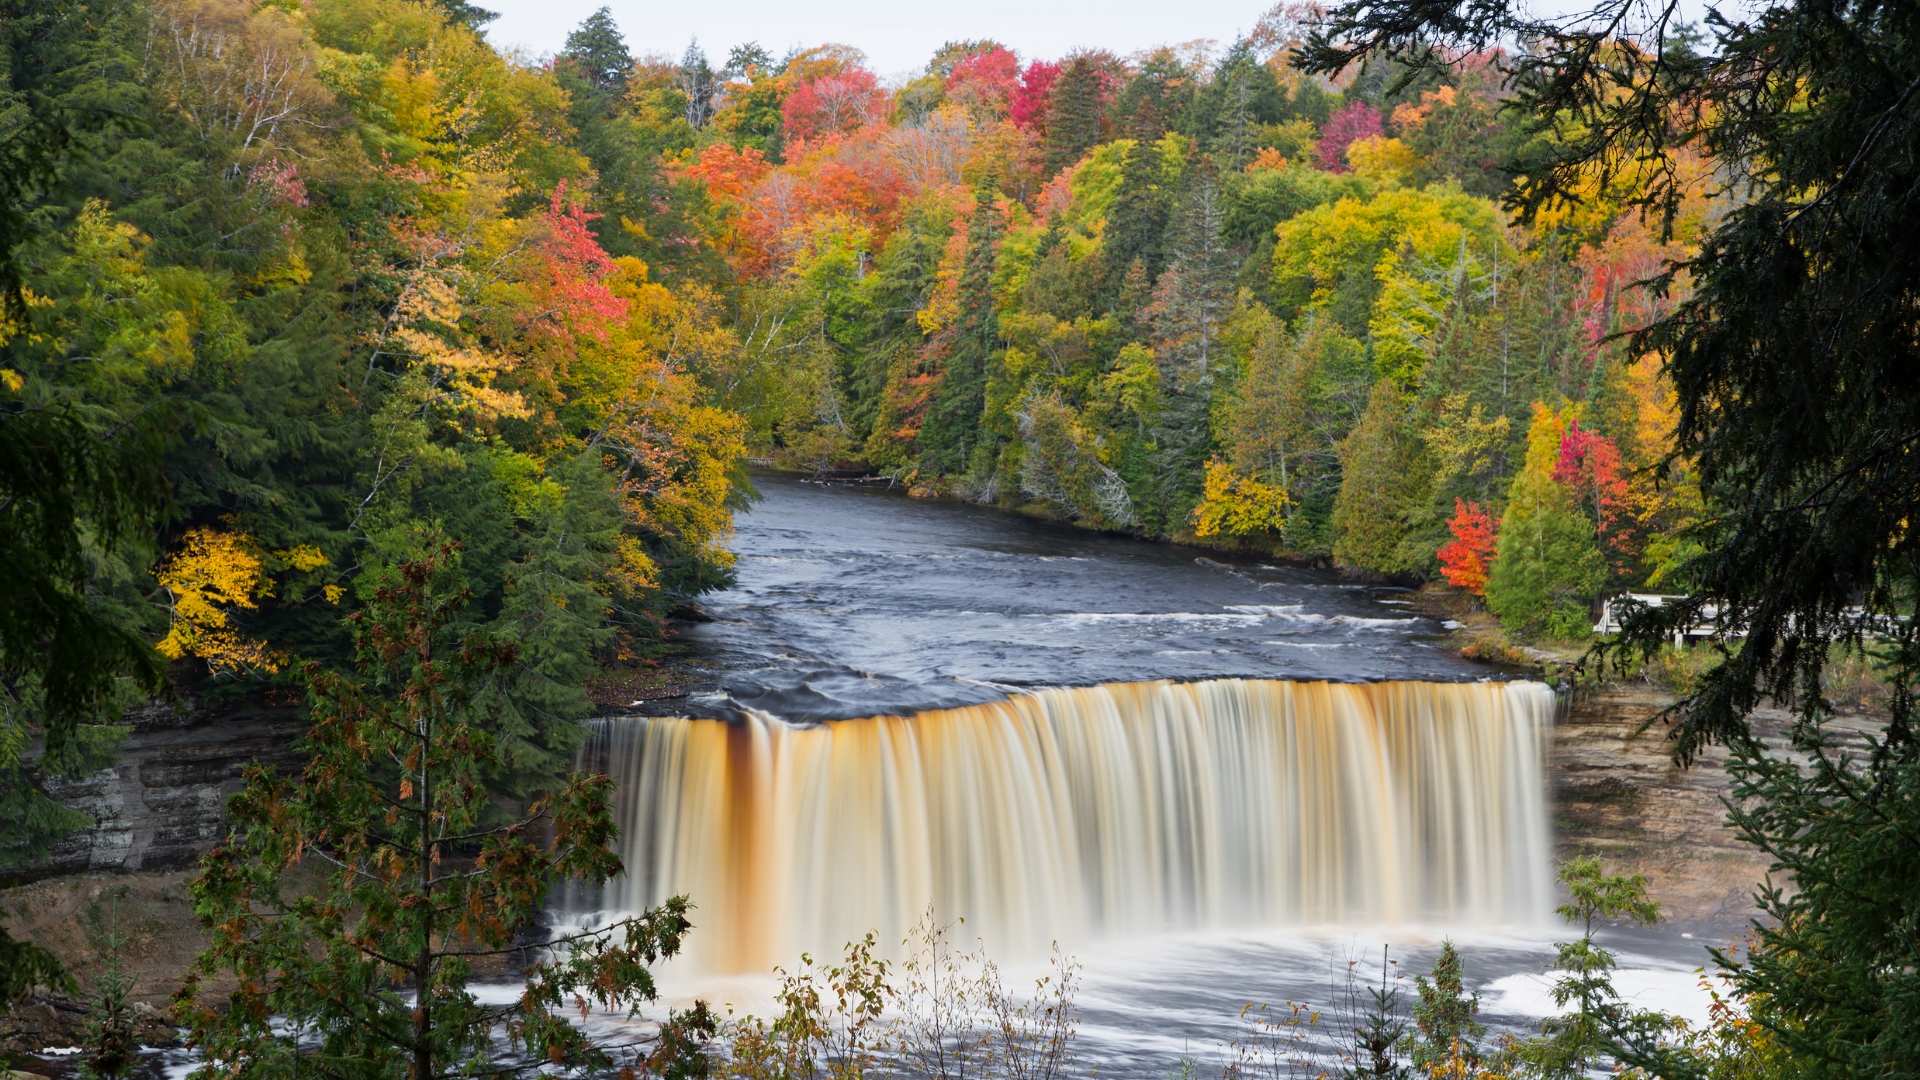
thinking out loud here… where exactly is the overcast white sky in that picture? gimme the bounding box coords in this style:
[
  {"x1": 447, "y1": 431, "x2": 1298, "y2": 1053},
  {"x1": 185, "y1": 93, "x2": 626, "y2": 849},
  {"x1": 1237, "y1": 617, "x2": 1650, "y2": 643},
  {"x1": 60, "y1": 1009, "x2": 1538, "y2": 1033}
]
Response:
[
  {"x1": 481, "y1": 0, "x2": 1284, "y2": 79},
  {"x1": 479, "y1": 0, "x2": 1728, "y2": 81}
]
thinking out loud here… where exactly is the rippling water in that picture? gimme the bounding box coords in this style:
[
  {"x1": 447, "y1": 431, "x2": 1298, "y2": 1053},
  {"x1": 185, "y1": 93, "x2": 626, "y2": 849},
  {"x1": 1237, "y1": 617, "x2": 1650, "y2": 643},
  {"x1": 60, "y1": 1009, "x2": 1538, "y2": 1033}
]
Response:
[
  {"x1": 586, "y1": 474, "x2": 1723, "y2": 1077},
  {"x1": 668, "y1": 473, "x2": 1496, "y2": 721}
]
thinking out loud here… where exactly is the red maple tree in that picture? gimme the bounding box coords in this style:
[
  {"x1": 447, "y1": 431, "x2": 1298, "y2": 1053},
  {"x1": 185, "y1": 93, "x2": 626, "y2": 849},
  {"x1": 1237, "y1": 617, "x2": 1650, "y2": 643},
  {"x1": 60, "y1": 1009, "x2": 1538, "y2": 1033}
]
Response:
[
  {"x1": 1315, "y1": 101, "x2": 1384, "y2": 172},
  {"x1": 945, "y1": 47, "x2": 1021, "y2": 116},
  {"x1": 782, "y1": 68, "x2": 886, "y2": 143},
  {"x1": 521, "y1": 182, "x2": 628, "y2": 342},
  {"x1": 1552, "y1": 420, "x2": 1630, "y2": 547},
  {"x1": 1437, "y1": 498, "x2": 1498, "y2": 594},
  {"x1": 1010, "y1": 60, "x2": 1061, "y2": 130}
]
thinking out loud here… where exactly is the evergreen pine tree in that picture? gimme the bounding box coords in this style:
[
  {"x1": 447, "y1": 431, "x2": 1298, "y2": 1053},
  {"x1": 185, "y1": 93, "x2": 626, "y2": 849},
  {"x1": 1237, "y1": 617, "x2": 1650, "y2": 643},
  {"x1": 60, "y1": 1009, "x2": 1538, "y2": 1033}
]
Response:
[
  {"x1": 1188, "y1": 40, "x2": 1285, "y2": 168},
  {"x1": 1042, "y1": 55, "x2": 1103, "y2": 176},
  {"x1": 181, "y1": 546, "x2": 714, "y2": 1079},
  {"x1": 488, "y1": 453, "x2": 624, "y2": 803},
  {"x1": 1485, "y1": 490, "x2": 1605, "y2": 638},
  {"x1": 1112, "y1": 50, "x2": 1193, "y2": 141},
  {"x1": 1135, "y1": 173, "x2": 1236, "y2": 530},
  {"x1": 1508, "y1": 858, "x2": 1660, "y2": 1080},
  {"x1": 79, "y1": 906, "x2": 140, "y2": 1080},
  {"x1": 1115, "y1": 257, "x2": 1154, "y2": 343},
  {"x1": 1341, "y1": 946, "x2": 1411, "y2": 1080},
  {"x1": 1401, "y1": 940, "x2": 1485, "y2": 1070},
  {"x1": 920, "y1": 191, "x2": 1003, "y2": 476},
  {"x1": 1332, "y1": 380, "x2": 1421, "y2": 574},
  {"x1": 1485, "y1": 406, "x2": 1604, "y2": 637},
  {"x1": 560, "y1": 7, "x2": 633, "y2": 96},
  {"x1": 433, "y1": 0, "x2": 498, "y2": 30},
  {"x1": 1103, "y1": 139, "x2": 1173, "y2": 307}
]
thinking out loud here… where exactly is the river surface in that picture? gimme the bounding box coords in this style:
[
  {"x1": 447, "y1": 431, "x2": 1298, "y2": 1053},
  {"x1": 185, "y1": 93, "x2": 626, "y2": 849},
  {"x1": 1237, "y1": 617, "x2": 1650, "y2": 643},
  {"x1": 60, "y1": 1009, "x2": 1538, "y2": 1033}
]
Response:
[
  {"x1": 663, "y1": 472, "x2": 1493, "y2": 721},
  {"x1": 624, "y1": 473, "x2": 1725, "y2": 1076}
]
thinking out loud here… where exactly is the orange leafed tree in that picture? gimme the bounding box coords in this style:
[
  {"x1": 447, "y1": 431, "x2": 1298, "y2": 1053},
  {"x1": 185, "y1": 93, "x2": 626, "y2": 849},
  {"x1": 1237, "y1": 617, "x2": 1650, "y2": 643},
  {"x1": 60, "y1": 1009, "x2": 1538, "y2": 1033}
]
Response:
[{"x1": 1437, "y1": 499, "x2": 1498, "y2": 594}]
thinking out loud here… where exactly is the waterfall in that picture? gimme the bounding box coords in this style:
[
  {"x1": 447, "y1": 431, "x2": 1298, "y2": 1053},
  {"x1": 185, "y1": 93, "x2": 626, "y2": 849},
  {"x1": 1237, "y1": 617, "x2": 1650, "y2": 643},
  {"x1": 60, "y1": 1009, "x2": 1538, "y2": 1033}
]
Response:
[{"x1": 572, "y1": 679, "x2": 1555, "y2": 976}]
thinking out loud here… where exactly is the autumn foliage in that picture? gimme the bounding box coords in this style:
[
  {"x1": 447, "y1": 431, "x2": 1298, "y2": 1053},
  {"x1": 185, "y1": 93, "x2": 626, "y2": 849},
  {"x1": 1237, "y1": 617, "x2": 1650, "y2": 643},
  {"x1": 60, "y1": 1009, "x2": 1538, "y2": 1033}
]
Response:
[
  {"x1": 782, "y1": 68, "x2": 887, "y2": 143},
  {"x1": 1316, "y1": 100, "x2": 1383, "y2": 172},
  {"x1": 1437, "y1": 500, "x2": 1499, "y2": 595}
]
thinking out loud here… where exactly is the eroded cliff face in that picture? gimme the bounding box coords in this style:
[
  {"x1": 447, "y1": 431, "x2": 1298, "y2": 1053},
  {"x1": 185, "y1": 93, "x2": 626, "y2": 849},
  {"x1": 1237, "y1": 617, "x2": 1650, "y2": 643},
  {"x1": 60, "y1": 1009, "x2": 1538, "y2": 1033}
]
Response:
[
  {"x1": 1552, "y1": 682, "x2": 1777, "y2": 930},
  {"x1": 19, "y1": 706, "x2": 306, "y2": 883}
]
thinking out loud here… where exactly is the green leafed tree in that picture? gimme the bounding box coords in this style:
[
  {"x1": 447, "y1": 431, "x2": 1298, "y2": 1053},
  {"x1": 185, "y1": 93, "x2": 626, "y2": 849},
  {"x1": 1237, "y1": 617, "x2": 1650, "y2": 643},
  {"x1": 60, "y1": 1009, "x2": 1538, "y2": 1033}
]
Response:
[{"x1": 1332, "y1": 380, "x2": 1425, "y2": 574}]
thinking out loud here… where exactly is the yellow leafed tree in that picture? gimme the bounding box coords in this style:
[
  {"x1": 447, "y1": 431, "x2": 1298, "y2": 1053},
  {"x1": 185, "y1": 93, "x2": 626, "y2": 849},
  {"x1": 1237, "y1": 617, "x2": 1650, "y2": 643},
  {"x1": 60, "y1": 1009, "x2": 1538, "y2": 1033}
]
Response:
[
  {"x1": 1191, "y1": 460, "x2": 1292, "y2": 539},
  {"x1": 155, "y1": 528, "x2": 280, "y2": 675}
]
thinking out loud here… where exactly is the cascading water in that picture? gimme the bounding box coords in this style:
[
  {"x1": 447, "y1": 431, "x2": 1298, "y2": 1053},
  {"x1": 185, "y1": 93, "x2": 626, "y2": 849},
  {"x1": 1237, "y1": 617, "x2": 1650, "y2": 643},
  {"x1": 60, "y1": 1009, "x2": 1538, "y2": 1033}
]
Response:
[{"x1": 572, "y1": 678, "x2": 1555, "y2": 976}]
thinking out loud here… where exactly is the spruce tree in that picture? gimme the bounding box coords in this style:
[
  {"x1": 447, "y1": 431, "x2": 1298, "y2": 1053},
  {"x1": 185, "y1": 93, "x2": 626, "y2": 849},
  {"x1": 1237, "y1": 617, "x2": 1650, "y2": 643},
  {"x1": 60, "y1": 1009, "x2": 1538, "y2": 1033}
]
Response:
[
  {"x1": 920, "y1": 191, "x2": 1003, "y2": 477},
  {"x1": 1043, "y1": 55, "x2": 1103, "y2": 176},
  {"x1": 1102, "y1": 139, "x2": 1173, "y2": 306},
  {"x1": 488, "y1": 453, "x2": 625, "y2": 802},
  {"x1": 560, "y1": 7, "x2": 633, "y2": 96},
  {"x1": 1485, "y1": 465, "x2": 1604, "y2": 640},
  {"x1": 433, "y1": 0, "x2": 498, "y2": 30},
  {"x1": 1114, "y1": 257, "x2": 1154, "y2": 343},
  {"x1": 1187, "y1": 40, "x2": 1285, "y2": 168},
  {"x1": 1112, "y1": 50, "x2": 1194, "y2": 141},
  {"x1": 1401, "y1": 940, "x2": 1484, "y2": 1070},
  {"x1": 1137, "y1": 173, "x2": 1236, "y2": 529},
  {"x1": 0, "y1": 0, "x2": 174, "y2": 983},
  {"x1": 1331, "y1": 381, "x2": 1422, "y2": 574},
  {"x1": 180, "y1": 546, "x2": 713, "y2": 1079}
]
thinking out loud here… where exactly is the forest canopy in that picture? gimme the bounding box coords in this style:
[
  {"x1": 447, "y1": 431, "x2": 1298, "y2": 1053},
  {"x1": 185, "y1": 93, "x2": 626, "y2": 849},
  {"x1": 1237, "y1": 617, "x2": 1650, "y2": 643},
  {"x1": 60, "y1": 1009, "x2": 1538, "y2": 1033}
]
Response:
[{"x1": 3, "y1": 0, "x2": 1718, "y2": 858}]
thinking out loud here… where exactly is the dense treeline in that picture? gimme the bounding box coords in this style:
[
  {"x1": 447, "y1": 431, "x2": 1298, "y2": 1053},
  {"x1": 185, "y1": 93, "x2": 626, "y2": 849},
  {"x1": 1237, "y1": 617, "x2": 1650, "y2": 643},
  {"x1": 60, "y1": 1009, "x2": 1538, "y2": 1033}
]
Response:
[
  {"x1": 645, "y1": 7, "x2": 1712, "y2": 637},
  {"x1": 0, "y1": 0, "x2": 758, "y2": 861}
]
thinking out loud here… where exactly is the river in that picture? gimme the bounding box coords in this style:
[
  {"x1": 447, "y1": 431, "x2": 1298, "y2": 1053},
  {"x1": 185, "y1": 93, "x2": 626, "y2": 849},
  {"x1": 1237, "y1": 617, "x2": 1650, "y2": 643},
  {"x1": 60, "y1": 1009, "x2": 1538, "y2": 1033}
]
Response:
[
  {"x1": 562, "y1": 473, "x2": 1729, "y2": 1077},
  {"x1": 659, "y1": 472, "x2": 1493, "y2": 721}
]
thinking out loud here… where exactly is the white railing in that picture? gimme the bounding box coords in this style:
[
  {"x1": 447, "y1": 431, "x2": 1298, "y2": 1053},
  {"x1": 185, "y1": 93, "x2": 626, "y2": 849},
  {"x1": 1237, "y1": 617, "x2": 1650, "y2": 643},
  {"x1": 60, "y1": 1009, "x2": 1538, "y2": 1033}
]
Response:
[
  {"x1": 1593, "y1": 593, "x2": 1737, "y2": 643},
  {"x1": 1596, "y1": 594, "x2": 1899, "y2": 642}
]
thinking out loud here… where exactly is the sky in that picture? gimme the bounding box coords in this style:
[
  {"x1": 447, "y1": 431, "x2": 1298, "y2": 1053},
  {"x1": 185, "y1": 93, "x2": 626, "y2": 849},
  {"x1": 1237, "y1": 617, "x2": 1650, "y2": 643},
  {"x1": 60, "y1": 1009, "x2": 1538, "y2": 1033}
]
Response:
[
  {"x1": 480, "y1": 0, "x2": 1731, "y2": 82},
  {"x1": 481, "y1": 0, "x2": 1286, "y2": 79}
]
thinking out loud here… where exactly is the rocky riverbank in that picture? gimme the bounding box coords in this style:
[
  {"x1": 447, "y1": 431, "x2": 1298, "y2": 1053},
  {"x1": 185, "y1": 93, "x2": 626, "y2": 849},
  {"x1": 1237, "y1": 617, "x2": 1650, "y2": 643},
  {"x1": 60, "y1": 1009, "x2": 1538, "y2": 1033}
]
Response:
[{"x1": 1548, "y1": 681, "x2": 1771, "y2": 929}]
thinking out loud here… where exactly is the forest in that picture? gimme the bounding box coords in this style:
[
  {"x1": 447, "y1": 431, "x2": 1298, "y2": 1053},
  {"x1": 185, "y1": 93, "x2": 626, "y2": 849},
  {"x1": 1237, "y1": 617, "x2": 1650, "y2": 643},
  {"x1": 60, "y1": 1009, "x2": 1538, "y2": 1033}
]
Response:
[
  {"x1": 7, "y1": 0, "x2": 1919, "y2": 1075},
  {"x1": 5, "y1": 0, "x2": 1708, "y2": 710},
  {"x1": 1, "y1": 0, "x2": 1712, "y2": 838},
  {"x1": 646, "y1": 4, "x2": 1706, "y2": 642}
]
